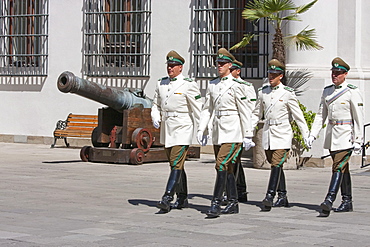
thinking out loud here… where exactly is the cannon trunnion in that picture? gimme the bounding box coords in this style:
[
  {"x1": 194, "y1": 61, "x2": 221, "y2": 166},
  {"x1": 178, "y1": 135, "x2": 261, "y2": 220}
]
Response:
[{"x1": 57, "y1": 71, "x2": 200, "y2": 165}]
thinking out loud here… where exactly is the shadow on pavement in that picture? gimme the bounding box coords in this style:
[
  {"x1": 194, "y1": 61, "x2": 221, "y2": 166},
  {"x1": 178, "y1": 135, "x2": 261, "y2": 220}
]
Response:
[{"x1": 42, "y1": 160, "x2": 84, "y2": 164}]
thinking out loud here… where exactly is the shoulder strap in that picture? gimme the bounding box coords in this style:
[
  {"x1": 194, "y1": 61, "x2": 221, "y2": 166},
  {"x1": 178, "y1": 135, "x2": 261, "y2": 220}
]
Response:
[{"x1": 326, "y1": 87, "x2": 350, "y2": 105}]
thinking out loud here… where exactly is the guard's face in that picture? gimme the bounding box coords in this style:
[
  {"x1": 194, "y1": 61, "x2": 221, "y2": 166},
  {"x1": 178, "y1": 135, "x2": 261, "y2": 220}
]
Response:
[
  {"x1": 268, "y1": 72, "x2": 282, "y2": 87},
  {"x1": 167, "y1": 64, "x2": 182, "y2": 78},
  {"x1": 231, "y1": 68, "x2": 241, "y2": 79},
  {"x1": 331, "y1": 70, "x2": 347, "y2": 86},
  {"x1": 217, "y1": 62, "x2": 232, "y2": 78}
]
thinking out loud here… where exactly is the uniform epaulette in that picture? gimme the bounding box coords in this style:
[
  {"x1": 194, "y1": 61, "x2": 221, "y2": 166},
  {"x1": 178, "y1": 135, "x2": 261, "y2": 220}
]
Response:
[
  {"x1": 210, "y1": 77, "x2": 219, "y2": 84},
  {"x1": 159, "y1": 76, "x2": 168, "y2": 81},
  {"x1": 184, "y1": 77, "x2": 193, "y2": 82},
  {"x1": 259, "y1": 85, "x2": 269, "y2": 91},
  {"x1": 324, "y1": 84, "x2": 334, "y2": 89},
  {"x1": 234, "y1": 78, "x2": 252, "y2": 87},
  {"x1": 284, "y1": 86, "x2": 294, "y2": 92},
  {"x1": 347, "y1": 84, "x2": 357, "y2": 89}
]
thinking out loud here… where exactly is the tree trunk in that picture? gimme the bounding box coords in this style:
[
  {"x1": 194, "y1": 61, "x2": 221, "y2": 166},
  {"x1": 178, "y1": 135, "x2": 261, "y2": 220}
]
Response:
[{"x1": 272, "y1": 27, "x2": 285, "y2": 64}]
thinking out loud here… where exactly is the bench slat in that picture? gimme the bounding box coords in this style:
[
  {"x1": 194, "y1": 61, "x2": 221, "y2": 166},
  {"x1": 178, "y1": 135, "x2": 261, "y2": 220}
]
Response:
[
  {"x1": 68, "y1": 114, "x2": 98, "y2": 119},
  {"x1": 67, "y1": 123, "x2": 98, "y2": 127}
]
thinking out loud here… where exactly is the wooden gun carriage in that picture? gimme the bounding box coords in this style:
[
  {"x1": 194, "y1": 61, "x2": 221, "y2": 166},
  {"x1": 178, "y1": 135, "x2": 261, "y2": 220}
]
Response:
[{"x1": 57, "y1": 71, "x2": 200, "y2": 165}]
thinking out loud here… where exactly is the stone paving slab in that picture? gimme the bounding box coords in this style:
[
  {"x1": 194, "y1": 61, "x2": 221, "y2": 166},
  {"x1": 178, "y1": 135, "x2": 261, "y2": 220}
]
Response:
[{"x1": 0, "y1": 143, "x2": 370, "y2": 246}]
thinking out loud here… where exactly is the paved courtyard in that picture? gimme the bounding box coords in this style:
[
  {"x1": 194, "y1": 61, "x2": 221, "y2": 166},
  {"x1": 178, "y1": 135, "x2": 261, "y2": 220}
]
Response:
[{"x1": 0, "y1": 142, "x2": 370, "y2": 246}]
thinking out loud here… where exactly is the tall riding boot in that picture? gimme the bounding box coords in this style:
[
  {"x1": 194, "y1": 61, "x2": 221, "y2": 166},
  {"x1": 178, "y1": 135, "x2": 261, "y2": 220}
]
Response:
[
  {"x1": 273, "y1": 169, "x2": 289, "y2": 207},
  {"x1": 221, "y1": 173, "x2": 239, "y2": 214},
  {"x1": 320, "y1": 171, "x2": 343, "y2": 216},
  {"x1": 172, "y1": 170, "x2": 188, "y2": 209},
  {"x1": 206, "y1": 170, "x2": 227, "y2": 218},
  {"x1": 157, "y1": 169, "x2": 182, "y2": 212},
  {"x1": 235, "y1": 160, "x2": 248, "y2": 202},
  {"x1": 334, "y1": 172, "x2": 353, "y2": 212},
  {"x1": 262, "y1": 166, "x2": 281, "y2": 211}
]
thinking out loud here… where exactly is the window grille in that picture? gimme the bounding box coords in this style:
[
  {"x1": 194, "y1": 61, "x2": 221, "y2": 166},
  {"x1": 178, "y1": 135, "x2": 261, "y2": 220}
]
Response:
[
  {"x1": 193, "y1": 0, "x2": 269, "y2": 79},
  {"x1": 0, "y1": 0, "x2": 49, "y2": 76},
  {"x1": 83, "y1": 0, "x2": 151, "y2": 77}
]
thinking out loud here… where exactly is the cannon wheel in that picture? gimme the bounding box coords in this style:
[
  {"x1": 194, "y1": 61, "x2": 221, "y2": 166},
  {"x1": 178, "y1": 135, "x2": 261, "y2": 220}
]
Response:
[
  {"x1": 80, "y1": 146, "x2": 91, "y2": 162},
  {"x1": 131, "y1": 128, "x2": 153, "y2": 153},
  {"x1": 129, "y1": 148, "x2": 145, "y2": 165},
  {"x1": 91, "y1": 127, "x2": 109, "y2": 147}
]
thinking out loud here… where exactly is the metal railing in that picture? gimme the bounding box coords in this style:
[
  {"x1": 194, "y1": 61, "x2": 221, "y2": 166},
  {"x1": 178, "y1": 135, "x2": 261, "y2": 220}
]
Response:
[
  {"x1": 0, "y1": 0, "x2": 49, "y2": 76},
  {"x1": 83, "y1": 0, "x2": 151, "y2": 77},
  {"x1": 193, "y1": 0, "x2": 269, "y2": 79}
]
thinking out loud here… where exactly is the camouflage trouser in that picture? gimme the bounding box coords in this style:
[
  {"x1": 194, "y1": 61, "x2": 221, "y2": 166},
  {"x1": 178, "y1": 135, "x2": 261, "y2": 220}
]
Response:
[
  {"x1": 330, "y1": 148, "x2": 352, "y2": 173},
  {"x1": 165, "y1": 145, "x2": 189, "y2": 170},
  {"x1": 213, "y1": 143, "x2": 242, "y2": 173},
  {"x1": 265, "y1": 149, "x2": 290, "y2": 168}
]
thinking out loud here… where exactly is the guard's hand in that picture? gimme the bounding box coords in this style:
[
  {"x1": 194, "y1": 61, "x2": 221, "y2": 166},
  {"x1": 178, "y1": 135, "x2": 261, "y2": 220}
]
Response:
[
  {"x1": 305, "y1": 136, "x2": 315, "y2": 149},
  {"x1": 243, "y1": 137, "x2": 255, "y2": 151},
  {"x1": 354, "y1": 142, "x2": 362, "y2": 154},
  {"x1": 152, "y1": 118, "x2": 161, "y2": 129},
  {"x1": 197, "y1": 131, "x2": 208, "y2": 146}
]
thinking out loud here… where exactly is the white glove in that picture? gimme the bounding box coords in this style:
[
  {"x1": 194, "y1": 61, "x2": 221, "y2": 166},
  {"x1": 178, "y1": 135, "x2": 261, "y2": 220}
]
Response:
[
  {"x1": 243, "y1": 137, "x2": 255, "y2": 151},
  {"x1": 152, "y1": 118, "x2": 161, "y2": 129},
  {"x1": 353, "y1": 142, "x2": 362, "y2": 154},
  {"x1": 305, "y1": 136, "x2": 315, "y2": 149},
  {"x1": 197, "y1": 131, "x2": 208, "y2": 146}
]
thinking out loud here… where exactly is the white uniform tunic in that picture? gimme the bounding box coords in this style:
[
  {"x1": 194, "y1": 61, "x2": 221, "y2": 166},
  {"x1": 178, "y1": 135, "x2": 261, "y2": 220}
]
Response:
[
  {"x1": 235, "y1": 78, "x2": 257, "y2": 113},
  {"x1": 310, "y1": 82, "x2": 364, "y2": 151},
  {"x1": 198, "y1": 76, "x2": 253, "y2": 145},
  {"x1": 252, "y1": 84, "x2": 309, "y2": 150},
  {"x1": 151, "y1": 74, "x2": 202, "y2": 148}
]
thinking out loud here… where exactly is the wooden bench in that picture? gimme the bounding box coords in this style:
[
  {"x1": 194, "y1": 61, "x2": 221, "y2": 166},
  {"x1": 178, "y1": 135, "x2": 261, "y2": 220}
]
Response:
[{"x1": 51, "y1": 113, "x2": 98, "y2": 148}]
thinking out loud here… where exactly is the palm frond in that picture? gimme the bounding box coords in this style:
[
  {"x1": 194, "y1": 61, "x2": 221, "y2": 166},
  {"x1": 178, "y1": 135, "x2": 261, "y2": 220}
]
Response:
[
  {"x1": 296, "y1": 0, "x2": 318, "y2": 14},
  {"x1": 242, "y1": 8, "x2": 270, "y2": 20},
  {"x1": 230, "y1": 34, "x2": 255, "y2": 50},
  {"x1": 285, "y1": 69, "x2": 313, "y2": 96},
  {"x1": 243, "y1": 0, "x2": 296, "y2": 20},
  {"x1": 262, "y1": 0, "x2": 296, "y2": 12},
  {"x1": 281, "y1": 14, "x2": 301, "y2": 21},
  {"x1": 285, "y1": 26, "x2": 323, "y2": 51}
]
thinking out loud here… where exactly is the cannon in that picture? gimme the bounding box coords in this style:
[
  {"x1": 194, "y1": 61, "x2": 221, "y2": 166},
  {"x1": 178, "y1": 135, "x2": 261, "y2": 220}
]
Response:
[{"x1": 57, "y1": 71, "x2": 200, "y2": 165}]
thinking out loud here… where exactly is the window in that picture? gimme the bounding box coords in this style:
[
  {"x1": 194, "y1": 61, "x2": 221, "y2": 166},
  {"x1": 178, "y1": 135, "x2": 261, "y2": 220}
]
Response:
[
  {"x1": 0, "y1": 0, "x2": 49, "y2": 76},
  {"x1": 193, "y1": 0, "x2": 269, "y2": 79},
  {"x1": 83, "y1": 0, "x2": 151, "y2": 77}
]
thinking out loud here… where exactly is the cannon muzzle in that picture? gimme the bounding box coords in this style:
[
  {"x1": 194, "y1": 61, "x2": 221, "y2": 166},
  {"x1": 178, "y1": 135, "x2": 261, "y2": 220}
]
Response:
[{"x1": 57, "y1": 71, "x2": 152, "y2": 112}]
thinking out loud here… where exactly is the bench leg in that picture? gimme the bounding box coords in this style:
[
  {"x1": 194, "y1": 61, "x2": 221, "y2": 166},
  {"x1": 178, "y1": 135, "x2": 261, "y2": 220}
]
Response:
[
  {"x1": 51, "y1": 137, "x2": 57, "y2": 148},
  {"x1": 64, "y1": 138, "x2": 70, "y2": 148}
]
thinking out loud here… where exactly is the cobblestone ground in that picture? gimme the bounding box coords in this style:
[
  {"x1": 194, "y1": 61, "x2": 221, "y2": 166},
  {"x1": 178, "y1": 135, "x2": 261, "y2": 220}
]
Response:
[{"x1": 0, "y1": 143, "x2": 370, "y2": 246}]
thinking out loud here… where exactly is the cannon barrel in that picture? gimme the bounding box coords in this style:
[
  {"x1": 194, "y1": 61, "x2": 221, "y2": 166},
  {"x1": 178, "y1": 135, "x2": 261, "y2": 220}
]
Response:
[{"x1": 57, "y1": 71, "x2": 152, "y2": 112}]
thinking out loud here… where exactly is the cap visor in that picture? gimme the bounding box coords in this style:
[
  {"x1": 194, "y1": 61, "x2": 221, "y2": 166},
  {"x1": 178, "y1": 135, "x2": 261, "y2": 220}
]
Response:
[
  {"x1": 216, "y1": 58, "x2": 232, "y2": 63},
  {"x1": 331, "y1": 67, "x2": 346, "y2": 72},
  {"x1": 166, "y1": 61, "x2": 182, "y2": 65},
  {"x1": 268, "y1": 69, "x2": 283, "y2": 73}
]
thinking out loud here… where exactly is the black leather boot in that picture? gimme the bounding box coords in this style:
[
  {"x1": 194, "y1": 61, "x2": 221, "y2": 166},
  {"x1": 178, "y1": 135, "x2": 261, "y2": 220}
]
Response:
[
  {"x1": 206, "y1": 170, "x2": 227, "y2": 218},
  {"x1": 235, "y1": 159, "x2": 248, "y2": 202},
  {"x1": 172, "y1": 170, "x2": 188, "y2": 209},
  {"x1": 320, "y1": 171, "x2": 343, "y2": 216},
  {"x1": 334, "y1": 172, "x2": 353, "y2": 212},
  {"x1": 262, "y1": 166, "x2": 281, "y2": 211},
  {"x1": 273, "y1": 170, "x2": 289, "y2": 207},
  {"x1": 157, "y1": 169, "x2": 182, "y2": 212},
  {"x1": 221, "y1": 173, "x2": 239, "y2": 214}
]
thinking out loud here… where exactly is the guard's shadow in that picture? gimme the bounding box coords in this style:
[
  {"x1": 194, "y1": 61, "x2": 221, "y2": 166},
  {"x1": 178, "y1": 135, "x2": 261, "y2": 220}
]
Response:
[
  {"x1": 288, "y1": 202, "x2": 321, "y2": 213},
  {"x1": 128, "y1": 196, "x2": 321, "y2": 215}
]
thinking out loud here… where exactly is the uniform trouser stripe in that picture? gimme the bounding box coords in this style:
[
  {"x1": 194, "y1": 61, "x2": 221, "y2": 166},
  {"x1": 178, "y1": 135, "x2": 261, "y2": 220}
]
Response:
[
  {"x1": 172, "y1": 145, "x2": 187, "y2": 170},
  {"x1": 337, "y1": 150, "x2": 352, "y2": 172},
  {"x1": 219, "y1": 143, "x2": 236, "y2": 171},
  {"x1": 277, "y1": 151, "x2": 288, "y2": 167}
]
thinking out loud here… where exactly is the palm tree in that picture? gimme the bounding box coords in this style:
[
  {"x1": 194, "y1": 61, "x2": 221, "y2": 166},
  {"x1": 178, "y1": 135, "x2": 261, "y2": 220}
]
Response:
[{"x1": 231, "y1": 0, "x2": 322, "y2": 64}]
